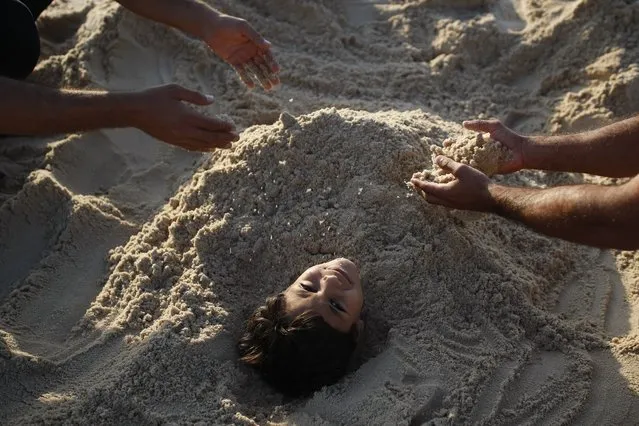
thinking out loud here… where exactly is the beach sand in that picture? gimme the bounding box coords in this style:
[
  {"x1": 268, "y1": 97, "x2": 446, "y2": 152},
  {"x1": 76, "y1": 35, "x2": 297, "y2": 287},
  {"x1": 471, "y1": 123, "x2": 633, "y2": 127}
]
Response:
[{"x1": 2, "y1": 0, "x2": 639, "y2": 424}]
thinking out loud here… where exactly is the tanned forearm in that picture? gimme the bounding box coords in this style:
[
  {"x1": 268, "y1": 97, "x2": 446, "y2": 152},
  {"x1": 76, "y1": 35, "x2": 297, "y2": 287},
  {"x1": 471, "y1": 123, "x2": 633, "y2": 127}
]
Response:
[
  {"x1": 0, "y1": 77, "x2": 139, "y2": 136},
  {"x1": 488, "y1": 176, "x2": 639, "y2": 249},
  {"x1": 525, "y1": 115, "x2": 639, "y2": 177},
  {"x1": 115, "y1": 0, "x2": 220, "y2": 41}
]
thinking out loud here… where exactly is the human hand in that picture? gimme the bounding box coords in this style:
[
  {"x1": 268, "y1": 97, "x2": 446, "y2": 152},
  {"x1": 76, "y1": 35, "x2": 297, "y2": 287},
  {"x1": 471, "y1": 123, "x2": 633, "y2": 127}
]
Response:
[
  {"x1": 410, "y1": 156, "x2": 497, "y2": 212},
  {"x1": 130, "y1": 84, "x2": 239, "y2": 152},
  {"x1": 462, "y1": 119, "x2": 531, "y2": 174},
  {"x1": 204, "y1": 14, "x2": 280, "y2": 90}
]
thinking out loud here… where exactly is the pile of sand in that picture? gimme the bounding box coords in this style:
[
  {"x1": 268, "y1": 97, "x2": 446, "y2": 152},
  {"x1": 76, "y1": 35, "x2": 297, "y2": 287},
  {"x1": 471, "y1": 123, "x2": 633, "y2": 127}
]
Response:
[{"x1": 2, "y1": 0, "x2": 639, "y2": 424}]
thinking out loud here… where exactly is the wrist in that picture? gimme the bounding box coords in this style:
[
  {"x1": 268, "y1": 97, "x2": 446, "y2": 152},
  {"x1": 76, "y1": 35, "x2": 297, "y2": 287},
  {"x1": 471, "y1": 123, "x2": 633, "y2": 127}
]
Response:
[
  {"x1": 113, "y1": 91, "x2": 147, "y2": 129},
  {"x1": 521, "y1": 135, "x2": 541, "y2": 170},
  {"x1": 486, "y1": 183, "x2": 509, "y2": 214},
  {"x1": 196, "y1": 8, "x2": 223, "y2": 43},
  {"x1": 523, "y1": 134, "x2": 557, "y2": 171}
]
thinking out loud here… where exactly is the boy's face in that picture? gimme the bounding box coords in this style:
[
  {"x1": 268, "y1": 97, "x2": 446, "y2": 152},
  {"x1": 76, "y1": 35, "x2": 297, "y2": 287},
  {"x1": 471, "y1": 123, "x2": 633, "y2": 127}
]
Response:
[{"x1": 282, "y1": 258, "x2": 364, "y2": 333}]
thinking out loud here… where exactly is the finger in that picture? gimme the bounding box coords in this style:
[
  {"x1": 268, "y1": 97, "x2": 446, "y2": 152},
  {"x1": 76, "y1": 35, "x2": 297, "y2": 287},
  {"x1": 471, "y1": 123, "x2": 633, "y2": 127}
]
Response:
[
  {"x1": 239, "y1": 21, "x2": 271, "y2": 51},
  {"x1": 410, "y1": 179, "x2": 455, "y2": 207},
  {"x1": 245, "y1": 61, "x2": 273, "y2": 90},
  {"x1": 410, "y1": 178, "x2": 451, "y2": 199},
  {"x1": 269, "y1": 73, "x2": 281, "y2": 87},
  {"x1": 170, "y1": 85, "x2": 213, "y2": 106},
  {"x1": 253, "y1": 63, "x2": 273, "y2": 90},
  {"x1": 433, "y1": 156, "x2": 466, "y2": 178},
  {"x1": 462, "y1": 119, "x2": 502, "y2": 134},
  {"x1": 251, "y1": 56, "x2": 276, "y2": 90},
  {"x1": 176, "y1": 138, "x2": 233, "y2": 152},
  {"x1": 234, "y1": 64, "x2": 256, "y2": 89},
  {"x1": 254, "y1": 55, "x2": 277, "y2": 84},
  {"x1": 188, "y1": 111, "x2": 237, "y2": 133},
  {"x1": 261, "y1": 49, "x2": 281, "y2": 74},
  {"x1": 185, "y1": 128, "x2": 238, "y2": 149},
  {"x1": 171, "y1": 138, "x2": 210, "y2": 152},
  {"x1": 423, "y1": 193, "x2": 455, "y2": 209}
]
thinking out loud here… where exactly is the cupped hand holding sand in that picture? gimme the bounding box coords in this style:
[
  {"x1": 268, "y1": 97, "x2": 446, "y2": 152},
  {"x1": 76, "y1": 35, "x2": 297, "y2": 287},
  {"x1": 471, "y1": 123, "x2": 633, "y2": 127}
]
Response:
[
  {"x1": 409, "y1": 119, "x2": 524, "y2": 210},
  {"x1": 463, "y1": 119, "x2": 530, "y2": 174},
  {"x1": 205, "y1": 14, "x2": 281, "y2": 91},
  {"x1": 414, "y1": 119, "x2": 522, "y2": 187},
  {"x1": 130, "y1": 84, "x2": 239, "y2": 152},
  {"x1": 411, "y1": 156, "x2": 497, "y2": 212}
]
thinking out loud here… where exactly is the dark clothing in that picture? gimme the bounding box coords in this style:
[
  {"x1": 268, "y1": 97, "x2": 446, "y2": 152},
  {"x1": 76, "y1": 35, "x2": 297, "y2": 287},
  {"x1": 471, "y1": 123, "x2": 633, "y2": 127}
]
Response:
[
  {"x1": 0, "y1": 0, "x2": 53, "y2": 79},
  {"x1": 21, "y1": 0, "x2": 52, "y2": 19}
]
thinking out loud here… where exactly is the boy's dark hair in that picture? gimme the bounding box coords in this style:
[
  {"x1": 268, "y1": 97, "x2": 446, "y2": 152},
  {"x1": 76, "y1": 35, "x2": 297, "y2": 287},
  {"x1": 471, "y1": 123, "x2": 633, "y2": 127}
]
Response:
[{"x1": 238, "y1": 293, "x2": 357, "y2": 396}]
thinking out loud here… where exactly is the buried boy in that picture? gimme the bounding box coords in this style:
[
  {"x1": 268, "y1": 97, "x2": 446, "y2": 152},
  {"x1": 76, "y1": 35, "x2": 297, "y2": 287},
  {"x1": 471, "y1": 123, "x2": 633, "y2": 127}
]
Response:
[{"x1": 238, "y1": 257, "x2": 364, "y2": 395}]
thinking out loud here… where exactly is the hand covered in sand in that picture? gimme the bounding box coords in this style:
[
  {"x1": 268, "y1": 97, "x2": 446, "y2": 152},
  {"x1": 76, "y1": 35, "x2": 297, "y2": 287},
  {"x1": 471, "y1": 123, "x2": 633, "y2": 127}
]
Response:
[
  {"x1": 205, "y1": 14, "x2": 280, "y2": 90},
  {"x1": 463, "y1": 119, "x2": 530, "y2": 174},
  {"x1": 131, "y1": 84, "x2": 239, "y2": 152},
  {"x1": 411, "y1": 156, "x2": 496, "y2": 212}
]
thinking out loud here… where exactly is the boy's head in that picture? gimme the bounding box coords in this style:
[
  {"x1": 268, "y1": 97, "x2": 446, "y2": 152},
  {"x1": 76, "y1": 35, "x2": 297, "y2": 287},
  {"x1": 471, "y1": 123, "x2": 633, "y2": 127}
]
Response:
[{"x1": 238, "y1": 258, "x2": 364, "y2": 396}]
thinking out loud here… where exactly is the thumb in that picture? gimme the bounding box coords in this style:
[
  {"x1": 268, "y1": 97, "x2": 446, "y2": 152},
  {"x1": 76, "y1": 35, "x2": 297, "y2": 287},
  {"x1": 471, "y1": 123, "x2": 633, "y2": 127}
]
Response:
[
  {"x1": 434, "y1": 156, "x2": 465, "y2": 177},
  {"x1": 463, "y1": 119, "x2": 502, "y2": 134},
  {"x1": 240, "y1": 21, "x2": 270, "y2": 50},
  {"x1": 171, "y1": 86, "x2": 215, "y2": 106}
]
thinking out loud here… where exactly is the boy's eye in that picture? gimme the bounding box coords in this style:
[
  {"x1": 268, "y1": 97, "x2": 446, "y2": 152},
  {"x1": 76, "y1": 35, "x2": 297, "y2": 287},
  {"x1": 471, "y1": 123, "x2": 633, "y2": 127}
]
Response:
[
  {"x1": 330, "y1": 299, "x2": 345, "y2": 313},
  {"x1": 300, "y1": 282, "x2": 317, "y2": 292}
]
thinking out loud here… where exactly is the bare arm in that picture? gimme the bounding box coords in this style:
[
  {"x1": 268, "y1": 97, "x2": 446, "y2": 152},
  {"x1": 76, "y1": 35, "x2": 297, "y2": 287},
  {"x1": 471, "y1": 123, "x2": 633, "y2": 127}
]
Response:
[
  {"x1": 464, "y1": 115, "x2": 639, "y2": 177},
  {"x1": 115, "y1": 0, "x2": 219, "y2": 42},
  {"x1": 488, "y1": 177, "x2": 639, "y2": 249},
  {"x1": 411, "y1": 156, "x2": 639, "y2": 250},
  {"x1": 0, "y1": 76, "x2": 134, "y2": 135},
  {"x1": 115, "y1": 0, "x2": 280, "y2": 89},
  {"x1": 0, "y1": 77, "x2": 238, "y2": 151},
  {"x1": 526, "y1": 116, "x2": 639, "y2": 177}
]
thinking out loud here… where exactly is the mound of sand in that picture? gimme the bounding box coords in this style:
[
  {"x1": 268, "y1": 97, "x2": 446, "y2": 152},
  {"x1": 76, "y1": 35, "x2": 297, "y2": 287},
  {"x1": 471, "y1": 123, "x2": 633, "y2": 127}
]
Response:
[{"x1": 2, "y1": 0, "x2": 639, "y2": 424}]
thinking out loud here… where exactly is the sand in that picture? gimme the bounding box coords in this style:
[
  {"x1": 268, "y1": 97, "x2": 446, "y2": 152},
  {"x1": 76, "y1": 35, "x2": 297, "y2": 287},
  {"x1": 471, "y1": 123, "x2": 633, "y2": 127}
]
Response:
[{"x1": 2, "y1": 0, "x2": 639, "y2": 424}]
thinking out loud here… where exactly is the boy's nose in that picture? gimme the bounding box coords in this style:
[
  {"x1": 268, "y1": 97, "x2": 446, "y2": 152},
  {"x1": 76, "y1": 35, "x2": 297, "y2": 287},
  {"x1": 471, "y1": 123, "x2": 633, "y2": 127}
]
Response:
[{"x1": 321, "y1": 274, "x2": 344, "y2": 292}]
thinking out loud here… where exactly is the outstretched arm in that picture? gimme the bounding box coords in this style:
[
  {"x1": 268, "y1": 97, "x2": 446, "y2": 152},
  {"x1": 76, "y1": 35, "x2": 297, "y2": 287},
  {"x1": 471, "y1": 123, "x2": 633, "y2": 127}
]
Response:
[
  {"x1": 0, "y1": 77, "x2": 238, "y2": 151},
  {"x1": 0, "y1": 77, "x2": 135, "y2": 135},
  {"x1": 464, "y1": 115, "x2": 639, "y2": 178},
  {"x1": 411, "y1": 156, "x2": 639, "y2": 250},
  {"x1": 488, "y1": 179, "x2": 639, "y2": 249},
  {"x1": 115, "y1": 0, "x2": 280, "y2": 90}
]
